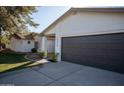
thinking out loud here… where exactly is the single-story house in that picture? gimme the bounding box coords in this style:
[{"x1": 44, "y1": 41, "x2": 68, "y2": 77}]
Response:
[
  {"x1": 39, "y1": 7, "x2": 124, "y2": 73},
  {"x1": 10, "y1": 32, "x2": 42, "y2": 52}
]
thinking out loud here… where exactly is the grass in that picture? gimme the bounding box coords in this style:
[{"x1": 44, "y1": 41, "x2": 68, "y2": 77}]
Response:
[{"x1": 0, "y1": 53, "x2": 42, "y2": 73}]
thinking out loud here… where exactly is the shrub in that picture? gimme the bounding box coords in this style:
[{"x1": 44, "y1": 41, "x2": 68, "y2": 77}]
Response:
[
  {"x1": 31, "y1": 48, "x2": 37, "y2": 53},
  {"x1": 48, "y1": 52, "x2": 59, "y2": 62},
  {"x1": 38, "y1": 52, "x2": 45, "y2": 58}
]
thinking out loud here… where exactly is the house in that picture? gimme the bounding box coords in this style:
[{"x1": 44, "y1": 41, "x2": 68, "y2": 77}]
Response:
[
  {"x1": 10, "y1": 32, "x2": 41, "y2": 52},
  {"x1": 39, "y1": 7, "x2": 124, "y2": 73}
]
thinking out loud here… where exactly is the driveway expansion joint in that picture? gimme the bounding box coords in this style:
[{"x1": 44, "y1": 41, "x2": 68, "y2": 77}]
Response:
[
  {"x1": 30, "y1": 67, "x2": 55, "y2": 80},
  {"x1": 44, "y1": 68, "x2": 83, "y2": 86},
  {"x1": 30, "y1": 65, "x2": 83, "y2": 86}
]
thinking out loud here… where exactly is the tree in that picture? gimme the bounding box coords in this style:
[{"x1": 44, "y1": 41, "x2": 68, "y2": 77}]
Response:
[{"x1": 0, "y1": 6, "x2": 39, "y2": 49}]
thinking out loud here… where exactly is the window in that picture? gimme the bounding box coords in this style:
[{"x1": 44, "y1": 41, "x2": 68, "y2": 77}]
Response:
[{"x1": 27, "y1": 41, "x2": 31, "y2": 44}]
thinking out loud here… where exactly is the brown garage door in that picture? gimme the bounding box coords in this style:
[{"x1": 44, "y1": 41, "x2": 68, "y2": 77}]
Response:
[{"x1": 61, "y1": 33, "x2": 124, "y2": 74}]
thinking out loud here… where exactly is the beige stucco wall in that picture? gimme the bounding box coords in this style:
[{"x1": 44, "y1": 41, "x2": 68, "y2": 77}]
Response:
[
  {"x1": 44, "y1": 12, "x2": 124, "y2": 37},
  {"x1": 57, "y1": 12, "x2": 124, "y2": 37},
  {"x1": 10, "y1": 37, "x2": 34, "y2": 52}
]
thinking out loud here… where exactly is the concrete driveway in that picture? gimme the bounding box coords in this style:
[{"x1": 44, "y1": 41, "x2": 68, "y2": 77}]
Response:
[{"x1": 0, "y1": 61, "x2": 124, "y2": 86}]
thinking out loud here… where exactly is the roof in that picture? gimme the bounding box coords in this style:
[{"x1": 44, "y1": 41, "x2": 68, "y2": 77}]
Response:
[
  {"x1": 40, "y1": 7, "x2": 124, "y2": 35},
  {"x1": 71, "y1": 7, "x2": 124, "y2": 12},
  {"x1": 12, "y1": 32, "x2": 38, "y2": 40}
]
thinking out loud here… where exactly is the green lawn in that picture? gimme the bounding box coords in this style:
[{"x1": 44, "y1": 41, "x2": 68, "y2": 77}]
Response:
[{"x1": 0, "y1": 53, "x2": 42, "y2": 73}]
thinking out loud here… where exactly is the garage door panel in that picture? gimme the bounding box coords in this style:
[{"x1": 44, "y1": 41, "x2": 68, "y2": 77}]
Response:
[
  {"x1": 65, "y1": 54, "x2": 124, "y2": 65},
  {"x1": 61, "y1": 33, "x2": 124, "y2": 73},
  {"x1": 63, "y1": 42, "x2": 124, "y2": 50},
  {"x1": 63, "y1": 53, "x2": 124, "y2": 73},
  {"x1": 63, "y1": 47, "x2": 124, "y2": 57}
]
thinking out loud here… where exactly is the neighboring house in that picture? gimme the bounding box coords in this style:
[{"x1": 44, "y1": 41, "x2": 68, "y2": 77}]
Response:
[
  {"x1": 10, "y1": 32, "x2": 41, "y2": 52},
  {"x1": 39, "y1": 7, "x2": 124, "y2": 73}
]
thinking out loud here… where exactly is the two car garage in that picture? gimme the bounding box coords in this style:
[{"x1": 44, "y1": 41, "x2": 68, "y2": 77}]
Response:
[
  {"x1": 61, "y1": 33, "x2": 124, "y2": 74},
  {"x1": 40, "y1": 8, "x2": 124, "y2": 74}
]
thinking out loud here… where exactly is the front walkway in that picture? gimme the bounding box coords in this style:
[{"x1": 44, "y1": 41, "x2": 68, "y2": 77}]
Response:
[{"x1": 0, "y1": 61, "x2": 124, "y2": 86}]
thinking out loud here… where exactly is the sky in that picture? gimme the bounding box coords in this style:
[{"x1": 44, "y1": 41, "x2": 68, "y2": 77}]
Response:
[{"x1": 29, "y1": 6, "x2": 70, "y2": 33}]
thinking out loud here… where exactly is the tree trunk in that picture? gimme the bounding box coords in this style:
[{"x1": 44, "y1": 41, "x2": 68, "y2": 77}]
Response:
[{"x1": 0, "y1": 25, "x2": 2, "y2": 50}]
